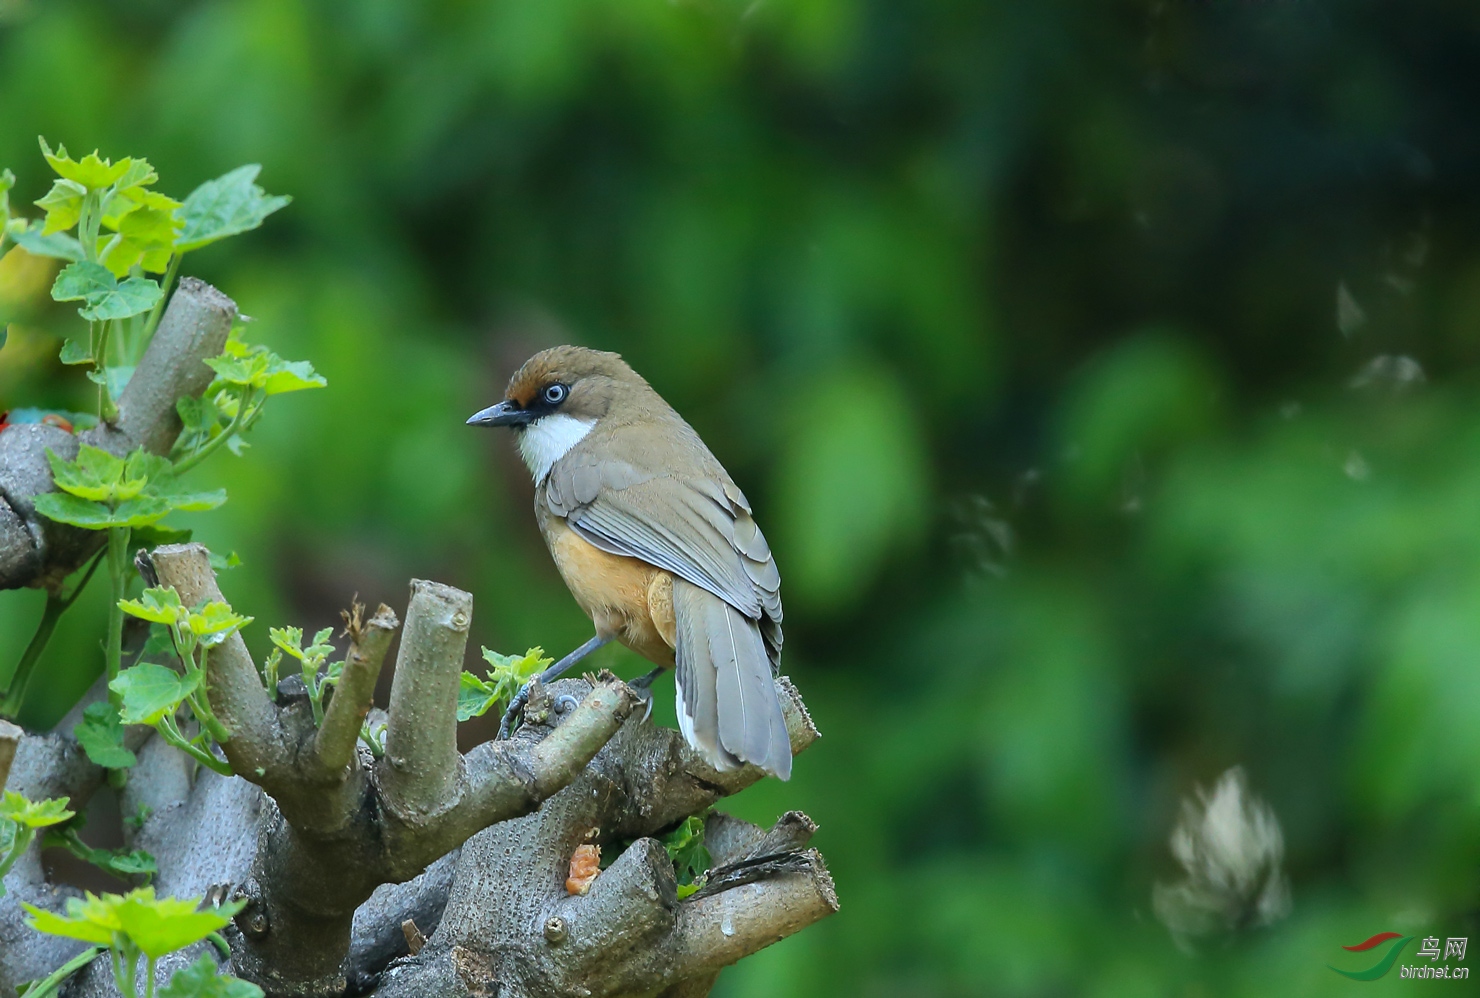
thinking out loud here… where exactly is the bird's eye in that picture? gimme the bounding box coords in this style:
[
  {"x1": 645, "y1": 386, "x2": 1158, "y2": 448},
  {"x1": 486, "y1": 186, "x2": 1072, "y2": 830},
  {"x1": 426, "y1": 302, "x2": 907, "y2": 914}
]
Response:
[{"x1": 543, "y1": 384, "x2": 568, "y2": 405}]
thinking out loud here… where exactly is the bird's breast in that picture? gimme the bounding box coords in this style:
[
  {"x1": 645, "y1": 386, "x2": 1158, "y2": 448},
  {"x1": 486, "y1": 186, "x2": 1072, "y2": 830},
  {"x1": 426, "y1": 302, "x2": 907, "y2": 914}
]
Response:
[{"x1": 543, "y1": 515, "x2": 677, "y2": 667}]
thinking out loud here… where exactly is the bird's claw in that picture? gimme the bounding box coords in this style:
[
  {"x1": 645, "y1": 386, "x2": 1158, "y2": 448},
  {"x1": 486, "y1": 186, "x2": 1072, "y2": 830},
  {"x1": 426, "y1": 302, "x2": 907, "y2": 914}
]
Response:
[
  {"x1": 498, "y1": 680, "x2": 536, "y2": 740},
  {"x1": 630, "y1": 682, "x2": 655, "y2": 723}
]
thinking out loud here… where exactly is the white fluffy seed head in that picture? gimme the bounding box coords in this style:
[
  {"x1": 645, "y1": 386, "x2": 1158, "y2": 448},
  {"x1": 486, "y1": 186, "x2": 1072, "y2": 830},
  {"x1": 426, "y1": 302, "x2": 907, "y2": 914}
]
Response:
[
  {"x1": 1153, "y1": 767, "x2": 1291, "y2": 951},
  {"x1": 517, "y1": 414, "x2": 596, "y2": 483}
]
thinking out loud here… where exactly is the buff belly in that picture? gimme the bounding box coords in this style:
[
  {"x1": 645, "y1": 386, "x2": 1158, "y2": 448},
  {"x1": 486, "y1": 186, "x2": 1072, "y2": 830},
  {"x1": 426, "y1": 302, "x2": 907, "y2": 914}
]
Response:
[{"x1": 544, "y1": 515, "x2": 677, "y2": 668}]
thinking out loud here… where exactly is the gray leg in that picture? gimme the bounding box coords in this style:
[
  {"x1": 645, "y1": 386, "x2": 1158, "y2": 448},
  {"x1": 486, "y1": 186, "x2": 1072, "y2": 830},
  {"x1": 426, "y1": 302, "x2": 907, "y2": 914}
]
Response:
[{"x1": 498, "y1": 634, "x2": 611, "y2": 739}]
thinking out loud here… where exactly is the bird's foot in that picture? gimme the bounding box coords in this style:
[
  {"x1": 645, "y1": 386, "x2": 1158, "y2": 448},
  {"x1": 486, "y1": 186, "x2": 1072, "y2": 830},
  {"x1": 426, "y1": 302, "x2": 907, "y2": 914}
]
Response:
[
  {"x1": 498, "y1": 681, "x2": 536, "y2": 739},
  {"x1": 628, "y1": 667, "x2": 664, "y2": 723}
]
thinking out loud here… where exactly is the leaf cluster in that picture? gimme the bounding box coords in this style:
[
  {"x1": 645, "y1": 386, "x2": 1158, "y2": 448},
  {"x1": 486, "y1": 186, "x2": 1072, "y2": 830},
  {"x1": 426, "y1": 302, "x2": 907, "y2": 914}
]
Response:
[
  {"x1": 266, "y1": 624, "x2": 340, "y2": 725},
  {"x1": 34, "y1": 444, "x2": 225, "y2": 532},
  {"x1": 661, "y1": 814, "x2": 711, "y2": 898},
  {"x1": 0, "y1": 790, "x2": 76, "y2": 897},
  {"x1": 22, "y1": 888, "x2": 257, "y2": 998},
  {"x1": 0, "y1": 138, "x2": 292, "y2": 417},
  {"x1": 101, "y1": 586, "x2": 251, "y2": 776},
  {"x1": 457, "y1": 647, "x2": 553, "y2": 722}
]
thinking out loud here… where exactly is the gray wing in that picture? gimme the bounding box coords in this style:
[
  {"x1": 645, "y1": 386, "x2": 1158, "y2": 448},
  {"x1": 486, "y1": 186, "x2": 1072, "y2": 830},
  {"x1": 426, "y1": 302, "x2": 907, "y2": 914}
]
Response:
[{"x1": 544, "y1": 449, "x2": 783, "y2": 641}]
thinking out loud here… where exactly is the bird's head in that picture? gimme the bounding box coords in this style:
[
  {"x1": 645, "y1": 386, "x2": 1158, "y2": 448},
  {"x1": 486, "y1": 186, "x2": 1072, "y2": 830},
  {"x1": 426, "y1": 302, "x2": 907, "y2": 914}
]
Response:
[{"x1": 466, "y1": 345, "x2": 646, "y2": 482}]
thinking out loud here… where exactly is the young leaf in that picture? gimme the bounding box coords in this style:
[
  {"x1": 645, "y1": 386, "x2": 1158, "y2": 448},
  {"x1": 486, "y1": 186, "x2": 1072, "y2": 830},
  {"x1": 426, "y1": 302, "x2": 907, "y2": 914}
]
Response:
[
  {"x1": 58, "y1": 338, "x2": 93, "y2": 365},
  {"x1": 457, "y1": 672, "x2": 499, "y2": 722},
  {"x1": 0, "y1": 791, "x2": 75, "y2": 829},
  {"x1": 24, "y1": 888, "x2": 245, "y2": 959},
  {"x1": 186, "y1": 602, "x2": 252, "y2": 647},
  {"x1": 35, "y1": 178, "x2": 85, "y2": 235},
  {"x1": 73, "y1": 701, "x2": 138, "y2": 770},
  {"x1": 118, "y1": 587, "x2": 185, "y2": 625},
  {"x1": 45, "y1": 444, "x2": 135, "y2": 502},
  {"x1": 176, "y1": 396, "x2": 218, "y2": 434},
  {"x1": 113, "y1": 890, "x2": 246, "y2": 958},
  {"x1": 21, "y1": 897, "x2": 117, "y2": 946},
  {"x1": 51, "y1": 261, "x2": 162, "y2": 321},
  {"x1": 208, "y1": 550, "x2": 242, "y2": 572},
  {"x1": 159, "y1": 955, "x2": 264, "y2": 998},
  {"x1": 111, "y1": 663, "x2": 201, "y2": 726},
  {"x1": 261, "y1": 357, "x2": 326, "y2": 395},
  {"x1": 38, "y1": 139, "x2": 134, "y2": 191},
  {"x1": 175, "y1": 165, "x2": 291, "y2": 253},
  {"x1": 662, "y1": 815, "x2": 711, "y2": 886},
  {"x1": 99, "y1": 206, "x2": 180, "y2": 277}
]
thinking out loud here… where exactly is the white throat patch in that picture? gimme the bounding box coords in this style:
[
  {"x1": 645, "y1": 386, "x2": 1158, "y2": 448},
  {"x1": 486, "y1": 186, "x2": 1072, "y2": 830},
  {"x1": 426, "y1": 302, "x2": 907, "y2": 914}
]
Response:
[{"x1": 518, "y1": 414, "x2": 595, "y2": 483}]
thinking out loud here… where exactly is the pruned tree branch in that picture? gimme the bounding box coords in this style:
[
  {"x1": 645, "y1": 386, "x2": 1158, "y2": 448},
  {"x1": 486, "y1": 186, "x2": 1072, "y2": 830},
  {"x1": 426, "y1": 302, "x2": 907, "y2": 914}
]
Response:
[
  {"x1": 0, "y1": 278, "x2": 236, "y2": 592},
  {"x1": 370, "y1": 677, "x2": 831, "y2": 998},
  {"x1": 146, "y1": 543, "x2": 639, "y2": 996}
]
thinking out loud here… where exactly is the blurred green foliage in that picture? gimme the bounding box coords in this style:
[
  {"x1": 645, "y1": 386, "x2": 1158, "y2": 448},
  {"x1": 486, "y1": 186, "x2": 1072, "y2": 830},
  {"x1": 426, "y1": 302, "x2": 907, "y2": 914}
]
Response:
[{"x1": 2, "y1": 1, "x2": 1479, "y2": 994}]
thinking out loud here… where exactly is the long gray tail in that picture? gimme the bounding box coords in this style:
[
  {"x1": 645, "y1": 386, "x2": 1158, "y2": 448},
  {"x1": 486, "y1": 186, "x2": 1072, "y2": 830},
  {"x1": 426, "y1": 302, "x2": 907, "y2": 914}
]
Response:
[{"x1": 672, "y1": 578, "x2": 791, "y2": 780}]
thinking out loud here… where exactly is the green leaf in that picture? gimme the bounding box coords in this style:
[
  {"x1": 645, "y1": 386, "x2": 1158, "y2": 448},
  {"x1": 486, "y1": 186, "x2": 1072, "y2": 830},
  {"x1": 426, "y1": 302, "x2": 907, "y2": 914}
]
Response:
[
  {"x1": 73, "y1": 702, "x2": 138, "y2": 770},
  {"x1": 43, "y1": 825, "x2": 156, "y2": 880},
  {"x1": 26, "y1": 888, "x2": 245, "y2": 960},
  {"x1": 99, "y1": 206, "x2": 180, "y2": 277},
  {"x1": 50, "y1": 261, "x2": 162, "y2": 321},
  {"x1": 269, "y1": 626, "x2": 305, "y2": 661},
  {"x1": 261, "y1": 357, "x2": 326, "y2": 395},
  {"x1": 111, "y1": 663, "x2": 201, "y2": 726},
  {"x1": 94, "y1": 848, "x2": 157, "y2": 878},
  {"x1": 39, "y1": 139, "x2": 134, "y2": 191},
  {"x1": 0, "y1": 791, "x2": 75, "y2": 829},
  {"x1": 204, "y1": 345, "x2": 325, "y2": 395},
  {"x1": 187, "y1": 602, "x2": 252, "y2": 647},
  {"x1": 457, "y1": 671, "x2": 500, "y2": 721},
  {"x1": 160, "y1": 955, "x2": 264, "y2": 998},
  {"x1": 35, "y1": 178, "x2": 85, "y2": 235},
  {"x1": 662, "y1": 815, "x2": 711, "y2": 886},
  {"x1": 114, "y1": 891, "x2": 245, "y2": 959},
  {"x1": 176, "y1": 396, "x2": 218, "y2": 433},
  {"x1": 0, "y1": 167, "x2": 13, "y2": 216},
  {"x1": 208, "y1": 550, "x2": 241, "y2": 572},
  {"x1": 58, "y1": 338, "x2": 93, "y2": 365},
  {"x1": 46, "y1": 444, "x2": 140, "y2": 502},
  {"x1": 458, "y1": 648, "x2": 552, "y2": 721},
  {"x1": 7, "y1": 220, "x2": 84, "y2": 261},
  {"x1": 119, "y1": 587, "x2": 185, "y2": 625},
  {"x1": 34, "y1": 492, "x2": 172, "y2": 530},
  {"x1": 175, "y1": 165, "x2": 291, "y2": 253},
  {"x1": 204, "y1": 352, "x2": 269, "y2": 388},
  {"x1": 21, "y1": 898, "x2": 116, "y2": 946},
  {"x1": 130, "y1": 524, "x2": 193, "y2": 549}
]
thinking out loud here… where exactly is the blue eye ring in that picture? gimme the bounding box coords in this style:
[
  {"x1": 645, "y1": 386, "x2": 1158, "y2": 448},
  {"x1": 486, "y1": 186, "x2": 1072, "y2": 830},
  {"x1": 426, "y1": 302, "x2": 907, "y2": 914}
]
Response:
[{"x1": 543, "y1": 383, "x2": 568, "y2": 405}]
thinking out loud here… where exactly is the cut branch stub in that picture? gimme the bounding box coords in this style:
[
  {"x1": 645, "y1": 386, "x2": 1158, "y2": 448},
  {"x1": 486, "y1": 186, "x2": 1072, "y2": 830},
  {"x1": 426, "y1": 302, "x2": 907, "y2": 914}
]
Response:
[
  {"x1": 143, "y1": 544, "x2": 636, "y2": 997},
  {"x1": 313, "y1": 603, "x2": 398, "y2": 775},
  {"x1": 382, "y1": 581, "x2": 470, "y2": 818}
]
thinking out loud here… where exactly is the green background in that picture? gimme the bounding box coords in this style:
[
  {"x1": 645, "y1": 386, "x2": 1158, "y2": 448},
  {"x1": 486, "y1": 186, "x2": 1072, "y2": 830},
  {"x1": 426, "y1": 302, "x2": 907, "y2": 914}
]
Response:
[{"x1": 2, "y1": 1, "x2": 1478, "y2": 994}]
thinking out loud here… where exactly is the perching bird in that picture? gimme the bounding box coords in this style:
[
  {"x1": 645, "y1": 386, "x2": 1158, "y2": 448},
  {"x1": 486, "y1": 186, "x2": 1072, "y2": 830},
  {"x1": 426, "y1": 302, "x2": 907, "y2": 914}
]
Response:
[{"x1": 467, "y1": 346, "x2": 791, "y2": 780}]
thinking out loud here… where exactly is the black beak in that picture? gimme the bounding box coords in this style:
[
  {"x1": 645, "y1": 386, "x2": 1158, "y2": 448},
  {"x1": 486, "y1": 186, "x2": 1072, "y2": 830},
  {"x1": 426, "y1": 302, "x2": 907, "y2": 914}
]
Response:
[{"x1": 466, "y1": 400, "x2": 532, "y2": 427}]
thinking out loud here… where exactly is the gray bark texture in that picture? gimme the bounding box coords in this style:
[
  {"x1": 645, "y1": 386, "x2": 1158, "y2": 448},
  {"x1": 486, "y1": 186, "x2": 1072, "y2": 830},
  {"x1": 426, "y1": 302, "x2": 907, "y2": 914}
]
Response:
[{"x1": 0, "y1": 280, "x2": 836, "y2": 998}]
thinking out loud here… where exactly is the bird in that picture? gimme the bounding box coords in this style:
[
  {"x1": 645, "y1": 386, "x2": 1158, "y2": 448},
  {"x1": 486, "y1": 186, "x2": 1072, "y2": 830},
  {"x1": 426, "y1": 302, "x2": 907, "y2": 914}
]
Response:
[{"x1": 467, "y1": 346, "x2": 792, "y2": 780}]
